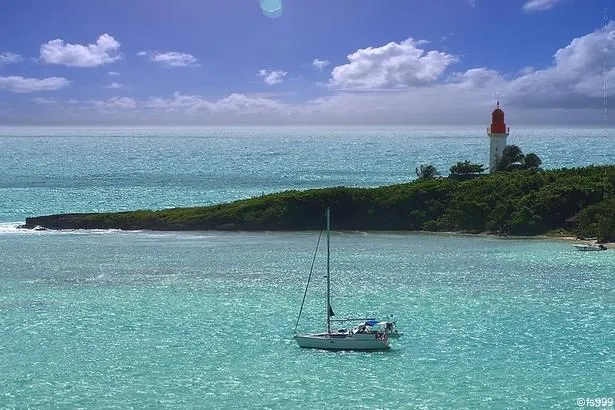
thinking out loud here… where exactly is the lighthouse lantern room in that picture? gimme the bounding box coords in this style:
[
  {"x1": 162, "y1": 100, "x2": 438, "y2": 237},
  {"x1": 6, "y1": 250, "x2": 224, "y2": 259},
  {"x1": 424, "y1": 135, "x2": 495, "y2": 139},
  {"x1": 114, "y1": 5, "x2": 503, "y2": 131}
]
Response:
[{"x1": 487, "y1": 101, "x2": 509, "y2": 173}]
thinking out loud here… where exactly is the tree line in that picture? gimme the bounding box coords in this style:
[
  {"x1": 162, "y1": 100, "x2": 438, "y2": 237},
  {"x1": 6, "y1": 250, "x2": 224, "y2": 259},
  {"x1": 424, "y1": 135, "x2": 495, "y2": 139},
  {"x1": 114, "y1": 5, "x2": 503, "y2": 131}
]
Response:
[{"x1": 416, "y1": 144, "x2": 543, "y2": 181}]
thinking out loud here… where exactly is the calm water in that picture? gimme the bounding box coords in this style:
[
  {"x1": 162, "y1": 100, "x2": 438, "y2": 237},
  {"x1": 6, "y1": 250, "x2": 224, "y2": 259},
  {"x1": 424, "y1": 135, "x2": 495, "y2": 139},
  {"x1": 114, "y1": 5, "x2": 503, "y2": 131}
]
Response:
[{"x1": 1, "y1": 127, "x2": 614, "y2": 408}]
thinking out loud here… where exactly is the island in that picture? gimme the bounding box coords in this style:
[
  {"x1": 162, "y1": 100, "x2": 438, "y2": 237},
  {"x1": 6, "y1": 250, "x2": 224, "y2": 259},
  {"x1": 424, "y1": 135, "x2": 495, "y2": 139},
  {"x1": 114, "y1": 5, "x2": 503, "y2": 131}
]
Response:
[{"x1": 22, "y1": 165, "x2": 615, "y2": 243}]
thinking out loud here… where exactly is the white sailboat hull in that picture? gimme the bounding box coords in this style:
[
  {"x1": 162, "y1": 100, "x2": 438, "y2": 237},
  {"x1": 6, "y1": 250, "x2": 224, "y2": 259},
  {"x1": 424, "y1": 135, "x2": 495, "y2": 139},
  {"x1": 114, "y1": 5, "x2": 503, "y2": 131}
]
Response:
[
  {"x1": 292, "y1": 208, "x2": 400, "y2": 352},
  {"x1": 295, "y1": 332, "x2": 390, "y2": 351}
]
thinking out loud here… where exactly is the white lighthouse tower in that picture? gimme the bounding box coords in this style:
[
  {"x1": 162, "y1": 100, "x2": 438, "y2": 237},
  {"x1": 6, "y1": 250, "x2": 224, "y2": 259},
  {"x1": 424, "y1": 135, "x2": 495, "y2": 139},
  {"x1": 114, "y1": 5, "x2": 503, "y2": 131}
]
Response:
[{"x1": 487, "y1": 101, "x2": 509, "y2": 173}]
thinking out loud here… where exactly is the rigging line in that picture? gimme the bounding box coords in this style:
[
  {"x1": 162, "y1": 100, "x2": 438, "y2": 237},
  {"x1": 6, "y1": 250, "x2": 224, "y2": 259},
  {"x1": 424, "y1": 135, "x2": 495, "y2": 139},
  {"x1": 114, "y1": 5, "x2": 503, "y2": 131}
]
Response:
[{"x1": 292, "y1": 226, "x2": 324, "y2": 337}]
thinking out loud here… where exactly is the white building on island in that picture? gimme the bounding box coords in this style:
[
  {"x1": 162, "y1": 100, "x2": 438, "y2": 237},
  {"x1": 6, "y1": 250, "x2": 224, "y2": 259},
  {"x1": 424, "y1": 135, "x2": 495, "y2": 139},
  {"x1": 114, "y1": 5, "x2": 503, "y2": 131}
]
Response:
[{"x1": 487, "y1": 101, "x2": 509, "y2": 174}]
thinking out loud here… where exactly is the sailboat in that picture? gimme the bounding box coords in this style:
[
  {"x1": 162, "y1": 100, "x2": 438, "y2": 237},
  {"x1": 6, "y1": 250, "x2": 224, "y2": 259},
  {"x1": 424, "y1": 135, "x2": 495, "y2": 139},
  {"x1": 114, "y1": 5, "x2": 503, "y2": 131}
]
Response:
[{"x1": 293, "y1": 207, "x2": 401, "y2": 351}]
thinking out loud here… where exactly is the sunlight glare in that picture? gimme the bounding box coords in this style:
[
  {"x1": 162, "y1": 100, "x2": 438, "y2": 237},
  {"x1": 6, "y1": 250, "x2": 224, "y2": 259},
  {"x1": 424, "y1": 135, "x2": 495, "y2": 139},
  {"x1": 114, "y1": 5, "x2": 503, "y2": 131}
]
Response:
[{"x1": 260, "y1": 0, "x2": 283, "y2": 19}]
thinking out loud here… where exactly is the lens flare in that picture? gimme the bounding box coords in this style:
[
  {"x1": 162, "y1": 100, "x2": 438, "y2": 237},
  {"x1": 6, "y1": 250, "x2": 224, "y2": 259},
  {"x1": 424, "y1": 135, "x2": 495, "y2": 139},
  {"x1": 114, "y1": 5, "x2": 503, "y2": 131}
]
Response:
[{"x1": 260, "y1": 0, "x2": 283, "y2": 18}]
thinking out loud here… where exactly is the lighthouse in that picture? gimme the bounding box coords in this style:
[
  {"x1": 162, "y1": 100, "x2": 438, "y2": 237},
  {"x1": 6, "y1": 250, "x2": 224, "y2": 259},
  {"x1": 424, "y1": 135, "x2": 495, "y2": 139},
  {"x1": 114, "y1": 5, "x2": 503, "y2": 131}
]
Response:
[{"x1": 487, "y1": 101, "x2": 509, "y2": 173}]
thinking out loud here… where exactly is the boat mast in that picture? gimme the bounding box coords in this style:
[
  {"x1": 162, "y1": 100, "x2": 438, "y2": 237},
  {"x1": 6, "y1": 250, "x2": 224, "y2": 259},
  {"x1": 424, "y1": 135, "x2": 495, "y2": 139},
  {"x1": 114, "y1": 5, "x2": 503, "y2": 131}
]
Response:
[{"x1": 326, "y1": 207, "x2": 331, "y2": 334}]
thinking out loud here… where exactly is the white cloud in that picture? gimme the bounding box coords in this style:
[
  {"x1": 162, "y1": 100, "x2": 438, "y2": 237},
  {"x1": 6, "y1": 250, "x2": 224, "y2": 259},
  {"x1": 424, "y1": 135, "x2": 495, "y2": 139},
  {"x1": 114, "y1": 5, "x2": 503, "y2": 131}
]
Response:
[
  {"x1": 448, "y1": 68, "x2": 503, "y2": 89},
  {"x1": 137, "y1": 51, "x2": 199, "y2": 67},
  {"x1": 518, "y1": 66, "x2": 536, "y2": 76},
  {"x1": 107, "y1": 96, "x2": 136, "y2": 109},
  {"x1": 106, "y1": 81, "x2": 123, "y2": 89},
  {"x1": 211, "y1": 93, "x2": 287, "y2": 114},
  {"x1": 242, "y1": 91, "x2": 295, "y2": 99},
  {"x1": 32, "y1": 97, "x2": 56, "y2": 104},
  {"x1": 89, "y1": 96, "x2": 137, "y2": 109},
  {"x1": 40, "y1": 33, "x2": 120, "y2": 67},
  {"x1": 108, "y1": 71, "x2": 120, "y2": 76},
  {"x1": 145, "y1": 92, "x2": 286, "y2": 115},
  {"x1": 522, "y1": 0, "x2": 564, "y2": 12},
  {"x1": 0, "y1": 76, "x2": 70, "y2": 93},
  {"x1": 258, "y1": 69, "x2": 287, "y2": 85},
  {"x1": 130, "y1": 21, "x2": 615, "y2": 125},
  {"x1": 467, "y1": 0, "x2": 477, "y2": 7},
  {"x1": 0, "y1": 52, "x2": 23, "y2": 65},
  {"x1": 6, "y1": 23, "x2": 615, "y2": 126},
  {"x1": 298, "y1": 78, "x2": 501, "y2": 125},
  {"x1": 312, "y1": 58, "x2": 330, "y2": 71},
  {"x1": 146, "y1": 92, "x2": 211, "y2": 112},
  {"x1": 504, "y1": 22, "x2": 615, "y2": 108},
  {"x1": 329, "y1": 37, "x2": 458, "y2": 89}
]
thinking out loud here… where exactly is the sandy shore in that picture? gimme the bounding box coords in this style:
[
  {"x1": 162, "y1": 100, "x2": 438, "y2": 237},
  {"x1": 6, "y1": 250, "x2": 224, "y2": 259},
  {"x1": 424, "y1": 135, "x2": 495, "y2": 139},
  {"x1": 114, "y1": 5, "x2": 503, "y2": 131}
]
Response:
[
  {"x1": 544, "y1": 235, "x2": 615, "y2": 249},
  {"x1": 403, "y1": 230, "x2": 615, "y2": 249},
  {"x1": 447, "y1": 230, "x2": 615, "y2": 249}
]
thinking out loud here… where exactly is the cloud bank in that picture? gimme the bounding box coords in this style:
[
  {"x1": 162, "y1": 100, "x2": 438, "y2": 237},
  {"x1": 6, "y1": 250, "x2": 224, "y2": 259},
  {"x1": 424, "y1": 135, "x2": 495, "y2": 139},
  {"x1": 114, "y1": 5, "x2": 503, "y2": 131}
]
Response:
[{"x1": 4, "y1": 23, "x2": 615, "y2": 125}]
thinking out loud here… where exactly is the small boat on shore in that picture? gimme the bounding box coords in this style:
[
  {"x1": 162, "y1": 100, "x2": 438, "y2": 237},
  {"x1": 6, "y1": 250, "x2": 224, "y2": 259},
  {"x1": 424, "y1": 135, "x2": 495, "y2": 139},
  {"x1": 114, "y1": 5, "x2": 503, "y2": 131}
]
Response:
[{"x1": 574, "y1": 243, "x2": 607, "y2": 251}]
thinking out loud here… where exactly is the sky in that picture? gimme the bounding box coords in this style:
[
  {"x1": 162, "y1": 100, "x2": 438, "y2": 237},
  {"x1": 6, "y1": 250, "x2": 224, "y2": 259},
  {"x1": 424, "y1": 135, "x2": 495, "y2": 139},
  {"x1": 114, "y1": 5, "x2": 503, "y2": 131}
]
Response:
[{"x1": 0, "y1": 0, "x2": 613, "y2": 126}]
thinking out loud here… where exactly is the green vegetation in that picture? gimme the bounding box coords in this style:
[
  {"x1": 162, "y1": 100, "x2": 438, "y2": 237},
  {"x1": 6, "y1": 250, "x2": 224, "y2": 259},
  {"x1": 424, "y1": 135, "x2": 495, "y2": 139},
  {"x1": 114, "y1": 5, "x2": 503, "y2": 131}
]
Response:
[
  {"x1": 497, "y1": 145, "x2": 543, "y2": 171},
  {"x1": 576, "y1": 197, "x2": 615, "y2": 242},
  {"x1": 415, "y1": 164, "x2": 440, "y2": 180},
  {"x1": 449, "y1": 161, "x2": 486, "y2": 181},
  {"x1": 24, "y1": 165, "x2": 615, "y2": 242}
]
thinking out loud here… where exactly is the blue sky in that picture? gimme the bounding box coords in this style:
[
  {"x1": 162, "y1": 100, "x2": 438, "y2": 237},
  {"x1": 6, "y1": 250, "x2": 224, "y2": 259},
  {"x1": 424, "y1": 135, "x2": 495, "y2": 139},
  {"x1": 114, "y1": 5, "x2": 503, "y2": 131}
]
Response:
[{"x1": 0, "y1": 0, "x2": 613, "y2": 125}]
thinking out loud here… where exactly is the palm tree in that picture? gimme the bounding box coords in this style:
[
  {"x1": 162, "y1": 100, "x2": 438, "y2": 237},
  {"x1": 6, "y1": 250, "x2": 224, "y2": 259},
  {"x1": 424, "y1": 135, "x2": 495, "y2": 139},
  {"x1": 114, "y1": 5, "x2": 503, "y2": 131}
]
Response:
[
  {"x1": 497, "y1": 145, "x2": 525, "y2": 171},
  {"x1": 416, "y1": 164, "x2": 440, "y2": 180},
  {"x1": 496, "y1": 145, "x2": 542, "y2": 171},
  {"x1": 524, "y1": 152, "x2": 542, "y2": 170}
]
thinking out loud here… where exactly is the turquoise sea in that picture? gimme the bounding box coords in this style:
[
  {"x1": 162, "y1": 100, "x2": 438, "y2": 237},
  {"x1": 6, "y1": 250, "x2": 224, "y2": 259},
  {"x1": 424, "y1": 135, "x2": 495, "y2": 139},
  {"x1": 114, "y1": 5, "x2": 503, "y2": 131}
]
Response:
[{"x1": 1, "y1": 126, "x2": 614, "y2": 409}]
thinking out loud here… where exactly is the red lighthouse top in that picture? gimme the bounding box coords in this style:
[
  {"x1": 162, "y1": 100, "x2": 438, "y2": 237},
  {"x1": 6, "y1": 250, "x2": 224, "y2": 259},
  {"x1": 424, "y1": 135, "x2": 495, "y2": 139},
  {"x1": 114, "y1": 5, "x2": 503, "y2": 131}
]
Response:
[{"x1": 490, "y1": 101, "x2": 507, "y2": 134}]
